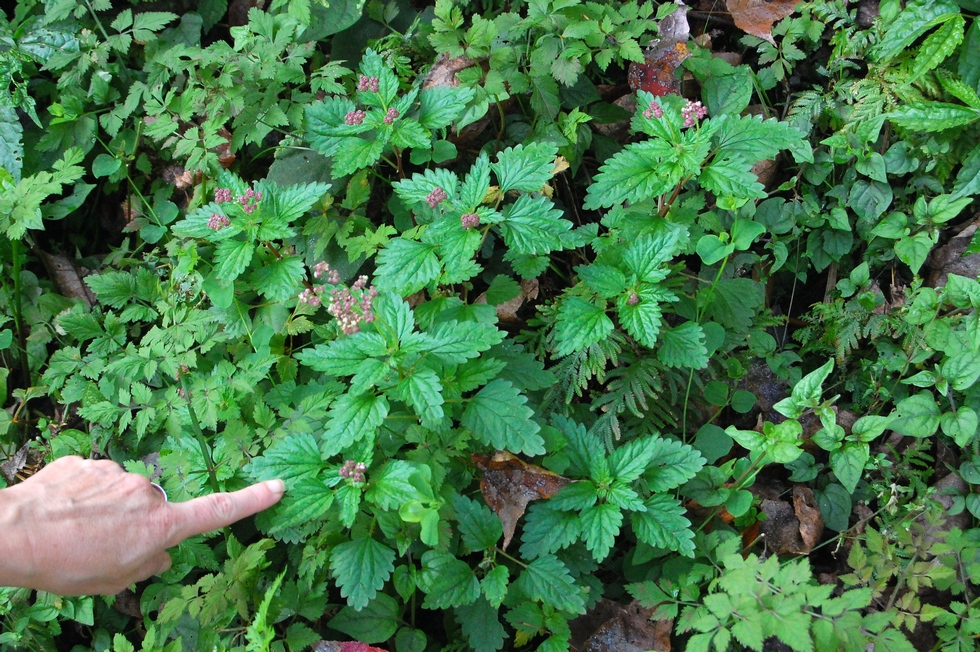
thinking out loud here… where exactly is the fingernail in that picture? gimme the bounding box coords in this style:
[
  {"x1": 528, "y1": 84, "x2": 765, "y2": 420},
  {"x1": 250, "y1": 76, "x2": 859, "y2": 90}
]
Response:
[{"x1": 264, "y1": 479, "x2": 285, "y2": 498}]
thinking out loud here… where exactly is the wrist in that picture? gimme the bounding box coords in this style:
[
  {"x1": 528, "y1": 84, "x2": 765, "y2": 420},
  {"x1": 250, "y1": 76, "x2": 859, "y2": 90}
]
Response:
[{"x1": 0, "y1": 486, "x2": 35, "y2": 589}]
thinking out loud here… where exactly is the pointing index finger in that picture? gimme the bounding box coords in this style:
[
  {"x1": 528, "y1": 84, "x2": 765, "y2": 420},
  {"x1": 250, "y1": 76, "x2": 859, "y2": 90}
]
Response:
[{"x1": 164, "y1": 480, "x2": 285, "y2": 546}]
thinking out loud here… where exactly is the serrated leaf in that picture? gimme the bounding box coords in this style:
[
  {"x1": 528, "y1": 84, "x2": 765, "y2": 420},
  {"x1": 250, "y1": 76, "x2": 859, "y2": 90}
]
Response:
[
  {"x1": 322, "y1": 392, "x2": 389, "y2": 456},
  {"x1": 498, "y1": 194, "x2": 570, "y2": 256},
  {"x1": 576, "y1": 264, "x2": 628, "y2": 298},
  {"x1": 553, "y1": 297, "x2": 614, "y2": 357},
  {"x1": 617, "y1": 289, "x2": 667, "y2": 348},
  {"x1": 582, "y1": 139, "x2": 681, "y2": 210},
  {"x1": 250, "y1": 256, "x2": 305, "y2": 302},
  {"x1": 871, "y1": 0, "x2": 960, "y2": 63},
  {"x1": 85, "y1": 271, "x2": 136, "y2": 308},
  {"x1": 425, "y1": 320, "x2": 504, "y2": 363},
  {"x1": 366, "y1": 460, "x2": 421, "y2": 511},
  {"x1": 455, "y1": 495, "x2": 503, "y2": 552},
  {"x1": 419, "y1": 550, "x2": 481, "y2": 609},
  {"x1": 461, "y1": 379, "x2": 544, "y2": 455},
  {"x1": 518, "y1": 554, "x2": 587, "y2": 614},
  {"x1": 623, "y1": 230, "x2": 685, "y2": 281},
  {"x1": 492, "y1": 143, "x2": 558, "y2": 193},
  {"x1": 330, "y1": 537, "x2": 396, "y2": 610},
  {"x1": 266, "y1": 476, "x2": 334, "y2": 536},
  {"x1": 481, "y1": 565, "x2": 509, "y2": 608},
  {"x1": 374, "y1": 239, "x2": 441, "y2": 295},
  {"x1": 909, "y1": 14, "x2": 965, "y2": 83},
  {"x1": 456, "y1": 597, "x2": 507, "y2": 652},
  {"x1": 643, "y1": 436, "x2": 705, "y2": 492},
  {"x1": 333, "y1": 137, "x2": 387, "y2": 177},
  {"x1": 329, "y1": 593, "x2": 400, "y2": 644},
  {"x1": 580, "y1": 503, "x2": 622, "y2": 562},
  {"x1": 887, "y1": 102, "x2": 980, "y2": 132},
  {"x1": 419, "y1": 85, "x2": 477, "y2": 130},
  {"x1": 214, "y1": 238, "x2": 255, "y2": 281},
  {"x1": 700, "y1": 157, "x2": 765, "y2": 202},
  {"x1": 245, "y1": 432, "x2": 324, "y2": 483},
  {"x1": 294, "y1": 334, "x2": 379, "y2": 375},
  {"x1": 712, "y1": 114, "x2": 812, "y2": 164},
  {"x1": 609, "y1": 437, "x2": 660, "y2": 483},
  {"x1": 519, "y1": 502, "x2": 583, "y2": 559},
  {"x1": 632, "y1": 494, "x2": 695, "y2": 556},
  {"x1": 658, "y1": 321, "x2": 708, "y2": 369}
]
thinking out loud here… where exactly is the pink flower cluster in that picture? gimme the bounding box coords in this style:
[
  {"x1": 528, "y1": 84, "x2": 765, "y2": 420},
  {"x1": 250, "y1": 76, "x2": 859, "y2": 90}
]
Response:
[
  {"x1": 682, "y1": 100, "x2": 708, "y2": 128},
  {"x1": 426, "y1": 187, "x2": 448, "y2": 208},
  {"x1": 313, "y1": 261, "x2": 342, "y2": 284},
  {"x1": 358, "y1": 75, "x2": 379, "y2": 92},
  {"x1": 239, "y1": 188, "x2": 262, "y2": 214},
  {"x1": 384, "y1": 107, "x2": 399, "y2": 124},
  {"x1": 626, "y1": 293, "x2": 640, "y2": 306},
  {"x1": 207, "y1": 212, "x2": 231, "y2": 231},
  {"x1": 339, "y1": 460, "x2": 367, "y2": 483},
  {"x1": 328, "y1": 275, "x2": 378, "y2": 334},
  {"x1": 461, "y1": 213, "x2": 480, "y2": 229},
  {"x1": 345, "y1": 109, "x2": 366, "y2": 126},
  {"x1": 298, "y1": 286, "x2": 325, "y2": 307},
  {"x1": 642, "y1": 101, "x2": 663, "y2": 119},
  {"x1": 214, "y1": 188, "x2": 233, "y2": 203}
]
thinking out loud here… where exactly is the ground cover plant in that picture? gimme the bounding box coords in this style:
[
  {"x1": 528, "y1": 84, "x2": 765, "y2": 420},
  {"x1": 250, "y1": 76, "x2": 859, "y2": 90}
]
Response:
[{"x1": 1, "y1": 0, "x2": 980, "y2": 650}]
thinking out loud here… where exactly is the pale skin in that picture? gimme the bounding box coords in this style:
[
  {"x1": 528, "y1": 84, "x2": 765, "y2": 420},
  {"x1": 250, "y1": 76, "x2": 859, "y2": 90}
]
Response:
[{"x1": 0, "y1": 456, "x2": 284, "y2": 596}]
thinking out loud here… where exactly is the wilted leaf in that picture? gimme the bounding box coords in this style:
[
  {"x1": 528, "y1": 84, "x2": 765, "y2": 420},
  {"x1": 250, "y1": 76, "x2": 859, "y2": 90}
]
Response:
[
  {"x1": 628, "y1": 4, "x2": 690, "y2": 97},
  {"x1": 725, "y1": 0, "x2": 803, "y2": 45},
  {"x1": 472, "y1": 451, "x2": 571, "y2": 549}
]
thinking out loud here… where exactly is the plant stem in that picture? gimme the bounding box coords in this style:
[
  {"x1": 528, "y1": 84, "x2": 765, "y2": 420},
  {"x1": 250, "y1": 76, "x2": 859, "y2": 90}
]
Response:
[{"x1": 179, "y1": 375, "x2": 221, "y2": 494}]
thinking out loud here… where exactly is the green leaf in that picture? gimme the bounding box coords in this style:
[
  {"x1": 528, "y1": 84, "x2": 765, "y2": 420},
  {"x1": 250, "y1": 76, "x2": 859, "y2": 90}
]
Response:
[
  {"x1": 250, "y1": 256, "x2": 305, "y2": 302},
  {"x1": 424, "y1": 320, "x2": 504, "y2": 363},
  {"x1": 871, "y1": 0, "x2": 960, "y2": 63},
  {"x1": 583, "y1": 139, "x2": 683, "y2": 210},
  {"x1": 609, "y1": 437, "x2": 659, "y2": 483},
  {"x1": 481, "y1": 565, "x2": 509, "y2": 608},
  {"x1": 908, "y1": 14, "x2": 965, "y2": 83},
  {"x1": 658, "y1": 321, "x2": 708, "y2": 369},
  {"x1": 553, "y1": 296, "x2": 614, "y2": 357},
  {"x1": 461, "y1": 379, "x2": 544, "y2": 455},
  {"x1": 518, "y1": 554, "x2": 587, "y2": 614},
  {"x1": 696, "y1": 234, "x2": 734, "y2": 266},
  {"x1": 92, "y1": 153, "x2": 121, "y2": 178},
  {"x1": 418, "y1": 550, "x2": 481, "y2": 609},
  {"x1": 322, "y1": 392, "x2": 389, "y2": 457},
  {"x1": 631, "y1": 494, "x2": 695, "y2": 557},
  {"x1": 0, "y1": 106, "x2": 24, "y2": 183},
  {"x1": 244, "y1": 432, "x2": 323, "y2": 483},
  {"x1": 330, "y1": 537, "x2": 396, "y2": 610},
  {"x1": 617, "y1": 288, "x2": 667, "y2": 348},
  {"x1": 214, "y1": 238, "x2": 255, "y2": 281},
  {"x1": 951, "y1": 143, "x2": 980, "y2": 199},
  {"x1": 498, "y1": 194, "x2": 570, "y2": 256},
  {"x1": 711, "y1": 114, "x2": 812, "y2": 164},
  {"x1": 895, "y1": 231, "x2": 935, "y2": 274},
  {"x1": 333, "y1": 137, "x2": 387, "y2": 177},
  {"x1": 269, "y1": 181, "x2": 330, "y2": 223},
  {"x1": 366, "y1": 460, "x2": 422, "y2": 511},
  {"x1": 940, "y1": 406, "x2": 978, "y2": 446},
  {"x1": 702, "y1": 278, "x2": 764, "y2": 333},
  {"x1": 329, "y1": 593, "x2": 400, "y2": 643},
  {"x1": 891, "y1": 391, "x2": 941, "y2": 437},
  {"x1": 643, "y1": 436, "x2": 705, "y2": 492},
  {"x1": 485, "y1": 275, "x2": 522, "y2": 305},
  {"x1": 265, "y1": 476, "x2": 334, "y2": 537},
  {"x1": 700, "y1": 157, "x2": 765, "y2": 202},
  {"x1": 941, "y1": 349, "x2": 980, "y2": 391},
  {"x1": 623, "y1": 230, "x2": 685, "y2": 281},
  {"x1": 374, "y1": 239, "x2": 441, "y2": 295},
  {"x1": 519, "y1": 502, "x2": 583, "y2": 558},
  {"x1": 400, "y1": 367, "x2": 445, "y2": 428},
  {"x1": 419, "y1": 85, "x2": 476, "y2": 130},
  {"x1": 295, "y1": 334, "x2": 378, "y2": 375},
  {"x1": 887, "y1": 102, "x2": 980, "y2": 132},
  {"x1": 492, "y1": 143, "x2": 558, "y2": 193},
  {"x1": 455, "y1": 495, "x2": 503, "y2": 552},
  {"x1": 580, "y1": 503, "x2": 622, "y2": 562},
  {"x1": 84, "y1": 271, "x2": 136, "y2": 308},
  {"x1": 456, "y1": 598, "x2": 508, "y2": 652},
  {"x1": 703, "y1": 67, "x2": 753, "y2": 117},
  {"x1": 830, "y1": 442, "x2": 869, "y2": 494}
]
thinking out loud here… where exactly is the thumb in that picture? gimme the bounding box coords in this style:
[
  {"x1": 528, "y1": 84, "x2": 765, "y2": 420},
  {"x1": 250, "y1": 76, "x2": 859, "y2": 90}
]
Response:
[{"x1": 166, "y1": 479, "x2": 285, "y2": 545}]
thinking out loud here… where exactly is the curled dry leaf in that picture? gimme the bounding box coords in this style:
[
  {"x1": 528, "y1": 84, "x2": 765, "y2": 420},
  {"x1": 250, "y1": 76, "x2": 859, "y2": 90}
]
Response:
[
  {"x1": 759, "y1": 485, "x2": 824, "y2": 555},
  {"x1": 423, "y1": 53, "x2": 476, "y2": 89},
  {"x1": 476, "y1": 279, "x2": 540, "y2": 323},
  {"x1": 35, "y1": 248, "x2": 96, "y2": 306},
  {"x1": 472, "y1": 450, "x2": 571, "y2": 549},
  {"x1": 725, "y1": 0, "x2": 803, "y2": 45},
  {"x1": 628, "y1": 2, "x2": 690, "y2": 97}
]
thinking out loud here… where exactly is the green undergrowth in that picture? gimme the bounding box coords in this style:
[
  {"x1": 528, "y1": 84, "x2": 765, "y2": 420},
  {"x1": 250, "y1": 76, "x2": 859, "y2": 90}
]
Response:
[{"x1": 1, "y1": 0, "x2": 980, "y2": 650}]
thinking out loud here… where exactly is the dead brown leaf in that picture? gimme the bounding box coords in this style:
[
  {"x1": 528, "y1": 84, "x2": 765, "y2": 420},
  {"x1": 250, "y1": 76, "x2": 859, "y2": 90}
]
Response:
[
  {"x1": 472, "y1": 450, "x2": 570, "y2": 549},
  {"x1": 475, "y1": 278, "x2": 539, "y2": 323},
  {"x1": 628, "y1": 2, "x2": 690, "y2": 95},
  {"x1": 759, "y1": 485, "x2": 824, "y2": 555},
  {"x1": 423, "y1": 53, "x2": 476, "y2": 89},
  {"x1": 35, "y1": 249, "x2": 96, "y2": 306},
  {"x1": 725, "y1": 0, "x2": 803, "y2": 45},
  {"x1": 311, "y1": 643, "x2": 386, "y2": 652},
  {"x1": 569, "y1": 599, "x2": 672, "y2": 652}
]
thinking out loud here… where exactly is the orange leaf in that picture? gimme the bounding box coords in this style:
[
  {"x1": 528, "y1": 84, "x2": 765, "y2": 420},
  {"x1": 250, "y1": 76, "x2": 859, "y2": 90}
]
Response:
[
  {"x1": 472, "y1": 451, "x2": 571, "y2": 550},
  {"x1": 725, "y1": 0, "x2": 803, "y2": 45}
]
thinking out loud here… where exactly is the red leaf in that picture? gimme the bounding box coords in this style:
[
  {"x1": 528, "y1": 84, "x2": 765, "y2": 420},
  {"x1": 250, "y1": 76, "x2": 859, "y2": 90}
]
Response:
[{"x1": 725, "y1": 0, "x2": 804, "y2": 45}]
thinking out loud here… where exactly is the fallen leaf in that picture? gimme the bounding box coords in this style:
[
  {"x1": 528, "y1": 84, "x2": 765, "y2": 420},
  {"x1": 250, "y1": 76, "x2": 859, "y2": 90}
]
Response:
[
  {"x1": 472, "y1": 451, "x2": 571, "y2": 550},
  {"x1": 758, "y1": 485, "x2": 824, "y2": 555},
  {"x1": 423, "y1": 53, "x2": 476, "y2": 89},
  {"x1": 569, "y1": 599, "x2": 672, "y2": 652},
  {"x1": 725, "y1": 0, "x2": 803, "y2": 45},
  {"x1": 628, "y1": 2, "x2": 690, "y2": 96},
  {"x1": 475, "y1": 278, "x2": 539, "y2": 323},
  {"x1": 35, "y1": 249, "x2": 96, "y2": 306},
  {"x1": 792, "y1": 485, "x2": 824, "y2": 552},
  {"x1": 311, "y1": 642, "x2": 386, "y2": 652}
]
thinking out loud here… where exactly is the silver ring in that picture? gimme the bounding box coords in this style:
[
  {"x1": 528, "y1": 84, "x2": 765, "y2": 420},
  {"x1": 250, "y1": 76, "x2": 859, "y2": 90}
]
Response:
[{"x1": 150, "y1": 482, "x2": 168, "y2": 502}]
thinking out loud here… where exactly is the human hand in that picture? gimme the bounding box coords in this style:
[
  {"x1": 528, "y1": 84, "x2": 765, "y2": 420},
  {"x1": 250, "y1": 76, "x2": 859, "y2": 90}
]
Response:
[{"x1": 0, "y1": 456, "x2": 284, "y2": 596}]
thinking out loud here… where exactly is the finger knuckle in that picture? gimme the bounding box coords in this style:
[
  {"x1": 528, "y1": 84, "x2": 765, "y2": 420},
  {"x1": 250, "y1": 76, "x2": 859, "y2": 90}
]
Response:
[{"x1": 207, "y1": 493, "x2": 237, "y2": 523}]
